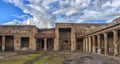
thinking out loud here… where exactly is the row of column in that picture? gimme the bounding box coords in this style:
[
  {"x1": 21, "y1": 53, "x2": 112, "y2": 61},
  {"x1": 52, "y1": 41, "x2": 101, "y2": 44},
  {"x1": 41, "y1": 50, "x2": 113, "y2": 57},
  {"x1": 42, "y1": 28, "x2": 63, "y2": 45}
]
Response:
[{"x1": 83, "y1": 30, "x2": 118, "y2": 56}]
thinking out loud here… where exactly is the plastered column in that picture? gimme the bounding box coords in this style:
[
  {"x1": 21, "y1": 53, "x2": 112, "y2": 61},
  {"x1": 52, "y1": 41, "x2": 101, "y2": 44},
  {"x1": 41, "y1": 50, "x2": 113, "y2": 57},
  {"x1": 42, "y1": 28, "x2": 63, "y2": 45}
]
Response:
[
  {"x1": 2, "y1": 36, "x2": 5, "y2": 51},
  {"x1": 44, "y1": 38, "x2": 47, "y2": 51},
  {"x1": 97, "y1": 35, "x2": 101, "y2": 54},
  {"x1": 113, "y1": 30, "x2": 118, "y2": 55},
  {"x1": 92, "y1": 36, "x2": 96, "y2": 53},
  {"x1": 89, "y1": 37, "x2": 92, "y2": 52},
  {"x1": 104, "y1": 33, "x2": 108, "y2": 55},
  {"x1": 83, "y1": 39, "x2": 86, "y2": 51},
  {"x1": 86, "y1": 37, "x2": 88, "y2": 52}
]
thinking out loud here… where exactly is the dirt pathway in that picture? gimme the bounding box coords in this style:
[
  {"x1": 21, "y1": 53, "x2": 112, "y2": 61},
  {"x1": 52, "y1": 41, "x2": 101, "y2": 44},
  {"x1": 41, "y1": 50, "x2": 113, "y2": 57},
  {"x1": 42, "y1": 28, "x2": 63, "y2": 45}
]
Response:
[
  {"x1": 63, "y1": 52, "x2": 120, "y2": 64},
  {"x1": 24, "y1": 51, "x2": 53, "y2": 64}
]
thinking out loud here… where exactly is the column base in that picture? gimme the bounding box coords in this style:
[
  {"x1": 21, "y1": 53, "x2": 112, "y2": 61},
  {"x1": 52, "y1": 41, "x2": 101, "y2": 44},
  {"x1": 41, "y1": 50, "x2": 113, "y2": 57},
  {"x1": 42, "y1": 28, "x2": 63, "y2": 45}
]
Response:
[
  {"x1": 89, "y1": 48, "x2": 91, "y2": 52},
  {"x1": 54, "y1": 45, "x2": 59, "y2": 51},
  {"x1": 71, "y1": 48, "x2": 76, "y2": 52},
  {"x1": 92, "y1": 47, "x2": 96, "y2": 53},
  {"x1": 2, "y1": 46, "x2": 5, "y2": 51},
  {"x1": 97, "y1": 48, "x2": 101, "y2": 54},
  {"x1": 114, "y1": 51, "x2": 118, "y2": 56},
  {"x1": 54, "y1": 48, "x2": 59, "y2": 51},
  {"x1": 44, "y1": 50, "x2": 47, "y2": 51}
]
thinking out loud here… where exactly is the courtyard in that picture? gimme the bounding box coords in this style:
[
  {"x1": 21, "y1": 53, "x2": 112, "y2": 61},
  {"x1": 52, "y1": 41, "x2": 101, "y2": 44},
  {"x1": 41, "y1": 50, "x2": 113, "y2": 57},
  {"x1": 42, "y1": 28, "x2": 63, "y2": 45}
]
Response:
[{"x1": 0, "y1": 51, "x2": 119, "y2": 64}]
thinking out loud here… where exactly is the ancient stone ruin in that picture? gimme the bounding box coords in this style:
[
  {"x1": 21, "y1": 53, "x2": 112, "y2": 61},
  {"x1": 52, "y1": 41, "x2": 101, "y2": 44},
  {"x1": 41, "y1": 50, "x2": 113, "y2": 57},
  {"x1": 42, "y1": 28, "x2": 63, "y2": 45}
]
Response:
[{"x1": 0, "y1": 17, "x2": 120, "y2": 58}]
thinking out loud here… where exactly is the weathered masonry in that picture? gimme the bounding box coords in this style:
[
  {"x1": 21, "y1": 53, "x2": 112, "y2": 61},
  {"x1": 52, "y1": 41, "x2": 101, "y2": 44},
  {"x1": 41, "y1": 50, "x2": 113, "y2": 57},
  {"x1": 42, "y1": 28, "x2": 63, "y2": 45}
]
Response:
[
  {"x1": 0, "y1": 25, "x2": 37, "y2": 51},
  {"x1": 0, "y1": 17, "x2": 120, "y2": 57},
  {"x1": 0, "y1": 24, "x2": 105, "y2": 51}
]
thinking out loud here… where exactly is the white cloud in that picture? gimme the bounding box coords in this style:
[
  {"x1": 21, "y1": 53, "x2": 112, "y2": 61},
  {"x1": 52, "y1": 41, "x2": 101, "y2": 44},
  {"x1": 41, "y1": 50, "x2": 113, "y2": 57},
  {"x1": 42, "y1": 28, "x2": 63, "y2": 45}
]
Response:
[
  {"x1": 4, "y1": 0, "x2": 54, "y2": 28},
  {"x1": 3, "y1": 20, "x2": 21, "y2": 25},
  {"x1": 11, "y1": 14, "x2": 30, "y2": 19},
  {"x1": 66, "y1": 9, "x2": 77, "y2": 16},
  {"x1": 3, "y1": 0, "x2": 120, "y2": 28}
]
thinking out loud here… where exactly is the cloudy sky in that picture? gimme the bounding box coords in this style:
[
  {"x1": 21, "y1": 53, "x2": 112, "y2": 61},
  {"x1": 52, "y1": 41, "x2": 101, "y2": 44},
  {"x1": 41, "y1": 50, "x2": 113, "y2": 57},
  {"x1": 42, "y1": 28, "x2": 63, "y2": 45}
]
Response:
[{"x1": 0, "y1": 0, "x2": 120, "y2": 28}]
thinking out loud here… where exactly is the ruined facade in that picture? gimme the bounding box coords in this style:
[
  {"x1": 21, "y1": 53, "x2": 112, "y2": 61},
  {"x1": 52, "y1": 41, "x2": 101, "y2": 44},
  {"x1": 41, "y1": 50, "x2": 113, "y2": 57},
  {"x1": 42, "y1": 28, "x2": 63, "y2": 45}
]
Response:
[{"x1": 0, "y1": 17, "x2": 120, "y2": 57}]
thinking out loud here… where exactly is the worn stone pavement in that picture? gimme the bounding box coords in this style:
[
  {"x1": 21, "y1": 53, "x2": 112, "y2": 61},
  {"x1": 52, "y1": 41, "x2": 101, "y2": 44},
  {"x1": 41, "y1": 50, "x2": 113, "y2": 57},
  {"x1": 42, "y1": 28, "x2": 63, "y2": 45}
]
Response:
[{"x1": 63, "y1": 52, "x2": 120, "y2": 64}]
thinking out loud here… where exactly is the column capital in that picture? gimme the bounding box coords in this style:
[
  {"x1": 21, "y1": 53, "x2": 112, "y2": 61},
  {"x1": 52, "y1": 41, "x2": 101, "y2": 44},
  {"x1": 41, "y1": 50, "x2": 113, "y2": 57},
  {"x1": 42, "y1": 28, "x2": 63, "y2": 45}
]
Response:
[
  {"x1": 2, "y1": 36, "x2": 5, "y2": 37},
  {"x1": 92, "y1": 35, "x2": 95, "y2": 37},
  {"x1": 97, "y1": 34, "x2": 101, "y2": 35},
  {"x1": 44, "y1": 38, "x2": 47, "y2": 40},
  {"x1": 103, "y1": 32, "x2": 107, "y2": 34},
  {"x1": 112, "y1": 30, "x2": 117, "y2": 32},
  {"x1": 103, "y1": 32, "x2": 107, "y2": 37}
]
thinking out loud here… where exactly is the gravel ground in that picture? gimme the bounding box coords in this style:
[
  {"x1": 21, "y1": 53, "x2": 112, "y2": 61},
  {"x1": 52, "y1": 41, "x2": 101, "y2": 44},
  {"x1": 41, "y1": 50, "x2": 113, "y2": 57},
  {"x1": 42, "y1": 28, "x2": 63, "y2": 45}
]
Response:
[{"x1": 63, "y1": 52, "x2": 120, "y2": 64}]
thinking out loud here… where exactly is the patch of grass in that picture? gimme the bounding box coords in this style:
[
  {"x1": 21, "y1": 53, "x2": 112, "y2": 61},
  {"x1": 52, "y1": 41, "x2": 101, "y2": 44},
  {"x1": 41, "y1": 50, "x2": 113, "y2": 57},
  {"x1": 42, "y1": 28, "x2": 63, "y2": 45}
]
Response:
[
  {"x1": 35, "y1": 52, "x2": 67, "y2": 64},
  {"x1": 0, "y1": 52, "x2": 44, "y2": 64}
]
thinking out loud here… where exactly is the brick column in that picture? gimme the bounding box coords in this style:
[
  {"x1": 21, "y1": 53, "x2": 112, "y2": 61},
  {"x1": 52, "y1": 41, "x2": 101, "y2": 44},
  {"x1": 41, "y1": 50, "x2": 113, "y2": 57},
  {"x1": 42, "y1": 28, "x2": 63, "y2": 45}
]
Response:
[
  {"x1": 113, "y1": 30, "x2": 118, "y2": 55},
  {"x1": 44, "y1": 38, "x2": 47, "y2": 51},
  {"x1": 2, "y1": 36, "x2": 5, "y2": 51},
  {"x1": 89, "y1": 37, "x2": 92, "y2": 52},
  {"x1": 92, "y1": 36, "x2": 96, "y2": 53},
  {"x1": 71, "y1": 27, "x2": 76, "y2": 51},
  {"x1": 104, "y1": 33, "x2": 108, "y2": 55},
  {"x1": 97, "y1": 35, "x2": 101, "y2": 54},
  {"x1": 14, "y1": 36, "x2": 20, "y2": 51},
  {"x1": 29, "y1": 36, "x2": 36, "y2": 51},
  {"x1": 54, "y1": 28, "x2": 59, "y2": 51}
]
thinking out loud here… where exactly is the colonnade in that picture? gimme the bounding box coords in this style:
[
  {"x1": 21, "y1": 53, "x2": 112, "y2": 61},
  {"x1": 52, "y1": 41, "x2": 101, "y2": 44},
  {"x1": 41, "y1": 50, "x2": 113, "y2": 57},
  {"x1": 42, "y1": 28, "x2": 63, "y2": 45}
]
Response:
[{"x1": 83, "y1": 30, "x2": 119, "y2": 56}]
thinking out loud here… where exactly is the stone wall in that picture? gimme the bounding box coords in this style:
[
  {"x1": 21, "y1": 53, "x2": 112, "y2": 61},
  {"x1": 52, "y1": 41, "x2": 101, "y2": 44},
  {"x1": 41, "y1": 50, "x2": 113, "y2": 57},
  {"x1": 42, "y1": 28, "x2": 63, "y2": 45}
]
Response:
[
  {"x1": 0, "y1": 25, "x2": 37, "y2": 51},
  {"x1": 75, "y1": 24, "x2": 107, "y2": 37}
]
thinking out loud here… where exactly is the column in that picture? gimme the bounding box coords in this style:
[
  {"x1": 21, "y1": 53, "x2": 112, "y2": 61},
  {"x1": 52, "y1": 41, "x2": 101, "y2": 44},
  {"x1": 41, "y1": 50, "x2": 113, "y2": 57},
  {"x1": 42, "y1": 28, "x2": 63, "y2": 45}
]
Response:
[
  {"x1": 54, "y1": 27, "x2": 59, "y2": 51},
  {"x1": 29, "y1": 36, "x2": 36, "y2": 51},
  {"x1": 104, "y1": 33, "x2": 108, "y2": 55},
  {"x1": 92, "y1": 36, "x2": 96, "y2": 53},
  {"x1": 85, "y1": 38, "x2": 86, "y2": 52},
  {"x1": 113, "y1": 30, "x2": 118, "y2": 55},
  {"x1": 97, "y1": 35, "x2": 101, "y2": 54},
  {"x1": 71, "y1": 27, "x2": 76, "y2": 51},
  {"x1": 44, "y1": 38, "x2": 47, "y2": 51},
  {"x1": 89, "y1": 37, "x2": 92, "y2": 52},
  {"x1": 83, "y1": 39, "x2": 86, "y2": 51},
  {"x1": 14, "y1": 36, "x2": 20, "y2": 51},
  {"x1": 88, "y1": 37, "x2": 89, "y2": 52},
  {"x1": 2, "y1": 36, "x2": 5, "y2": 51},
  {"x1": 86, "y1": 37, "x2": 88, "y2": 52}
]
